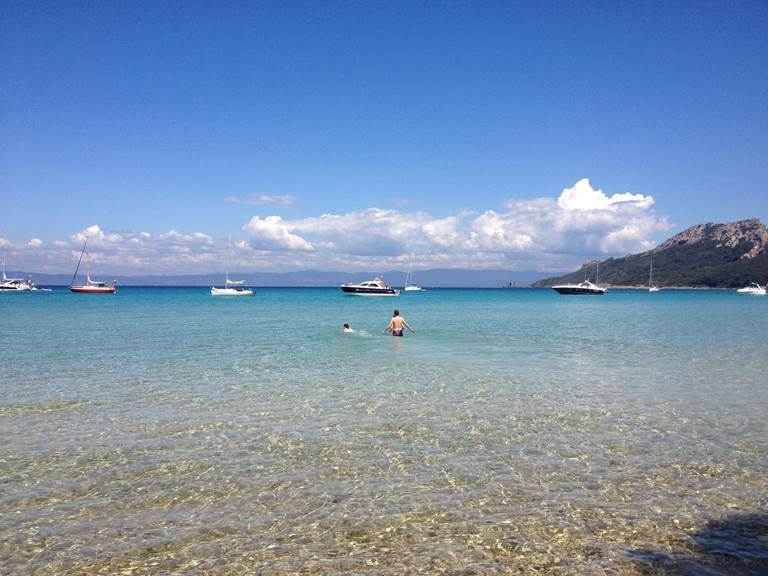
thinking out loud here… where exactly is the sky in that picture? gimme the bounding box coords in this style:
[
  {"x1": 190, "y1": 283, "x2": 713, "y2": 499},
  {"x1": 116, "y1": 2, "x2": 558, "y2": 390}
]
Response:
[{"x1": 1, "y1": 1, "x2": 767, "y2": 274}]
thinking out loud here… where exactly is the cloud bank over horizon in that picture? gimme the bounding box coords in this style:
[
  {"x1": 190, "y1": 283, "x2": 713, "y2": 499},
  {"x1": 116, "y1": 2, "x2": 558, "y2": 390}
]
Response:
[{"x1": 3, "y1": 179, "x2": 669, "y2": 275}]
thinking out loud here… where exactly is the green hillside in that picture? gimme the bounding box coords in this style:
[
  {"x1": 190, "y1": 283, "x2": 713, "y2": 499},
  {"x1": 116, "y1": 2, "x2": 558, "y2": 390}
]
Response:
[{"x1": 534, "y1": 220, "x2": 768, "y2": 288}]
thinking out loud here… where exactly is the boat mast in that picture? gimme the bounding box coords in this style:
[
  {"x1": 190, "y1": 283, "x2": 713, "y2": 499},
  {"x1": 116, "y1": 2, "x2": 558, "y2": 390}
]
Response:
[
  {"x1": 649, "y1": 257, "x2": 653, "y2": 288},
  {"x1": 225, "y1": 233, "x2": 231, "y2": 285},
  {"x1": 70, "y1": 239, "x2": 88, "y2": 287}
]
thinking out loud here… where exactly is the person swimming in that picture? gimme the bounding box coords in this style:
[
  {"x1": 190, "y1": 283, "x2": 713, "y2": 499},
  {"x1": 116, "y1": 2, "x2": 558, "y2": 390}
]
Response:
[
  {"x1": 382, "y1": 309, "x2": 415, "y2": 337},
  {"x1": 342, "y1": 323, "x2": 353, "y2": 333}
]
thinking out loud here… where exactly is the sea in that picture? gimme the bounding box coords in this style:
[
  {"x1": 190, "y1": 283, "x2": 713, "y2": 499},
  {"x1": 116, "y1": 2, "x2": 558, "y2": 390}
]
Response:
[{"x1": 1, "y1": 287, "x2": 766, "y2": 575}]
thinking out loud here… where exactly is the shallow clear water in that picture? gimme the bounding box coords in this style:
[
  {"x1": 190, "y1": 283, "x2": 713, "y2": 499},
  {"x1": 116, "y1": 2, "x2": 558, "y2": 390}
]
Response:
[{"x1": 1, "y1": 287, "x2": 767, "y2": 575}]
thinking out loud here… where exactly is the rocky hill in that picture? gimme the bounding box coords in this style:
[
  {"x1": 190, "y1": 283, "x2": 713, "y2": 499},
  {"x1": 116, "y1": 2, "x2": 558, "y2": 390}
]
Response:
[{"x1": 534, "y1": 219, "x2": 768, "y2": 288}]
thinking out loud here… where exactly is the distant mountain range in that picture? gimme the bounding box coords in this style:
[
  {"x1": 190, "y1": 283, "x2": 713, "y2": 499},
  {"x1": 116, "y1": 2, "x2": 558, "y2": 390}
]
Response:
[
  {"x1": 16, "y1": 268, "x2": 549, "y2": 288},
  {"x1": 534, "y1": 218, "x2": 768, "y2": 288}
]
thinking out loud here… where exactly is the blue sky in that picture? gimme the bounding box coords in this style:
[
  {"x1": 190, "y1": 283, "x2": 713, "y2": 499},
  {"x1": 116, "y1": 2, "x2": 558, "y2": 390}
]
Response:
[{"x1": 1, "y1": 1, "x2": 767, "y2": 274}]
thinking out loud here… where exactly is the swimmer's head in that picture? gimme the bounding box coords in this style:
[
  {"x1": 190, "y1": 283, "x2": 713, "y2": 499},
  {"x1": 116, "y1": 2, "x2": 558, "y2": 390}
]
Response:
[
  {"x1": 393, "y1": 309, "x2": 400, "y2": 317},
  {"x1": 343, "y1": 323, "x2": 350, "y2": 329}
]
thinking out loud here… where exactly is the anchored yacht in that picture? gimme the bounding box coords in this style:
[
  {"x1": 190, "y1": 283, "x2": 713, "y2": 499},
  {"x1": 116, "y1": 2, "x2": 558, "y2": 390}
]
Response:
[
  {"x1": 340, "y1": 276, "x2": 400, "y2": 296},
  {"x1": 736, "y1": 283, "x2": 766, "y2": 295},
  {"x1": 552, "y1": 280, "x2": 607, "y2": 295},
  {"x1": 69, "y1": 240, "x2": 116, "y2": 294},
  {"x1": 553, "y1": 261, "x2": 607, "y2": 295}
]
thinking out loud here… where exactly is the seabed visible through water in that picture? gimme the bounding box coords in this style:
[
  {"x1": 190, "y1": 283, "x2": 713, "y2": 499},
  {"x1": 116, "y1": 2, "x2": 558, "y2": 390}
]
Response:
[{"x1": 1, "y1": 287, "x2": 766, "y2": 574}]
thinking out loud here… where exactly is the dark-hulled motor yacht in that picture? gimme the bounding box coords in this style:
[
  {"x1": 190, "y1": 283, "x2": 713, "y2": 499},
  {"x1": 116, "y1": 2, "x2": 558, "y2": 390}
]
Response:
[{"x1": 340, "y1": 276, "x2": 400, "y2": 296}]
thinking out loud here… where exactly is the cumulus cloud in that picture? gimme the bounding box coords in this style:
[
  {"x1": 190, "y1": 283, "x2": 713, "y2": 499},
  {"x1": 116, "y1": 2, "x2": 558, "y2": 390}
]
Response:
[
  {"x1": 6, "y1": 179, "x2": 669, "y2": 274},
  {"x1": 226, "y1": 193, "x2": 298, "y2": 208},
  {"x1": 237, "y1": 179, "x2": 667, "y2": 271},
  {"x1": 72, "y1": 224, "x2": 106, "y2": 244},
  {"x1": 557, "y1": 178, "x2": 654, "y2": 211},
  {"x1": 243, "y1": 216, "x2": 315, "y2": 251}
]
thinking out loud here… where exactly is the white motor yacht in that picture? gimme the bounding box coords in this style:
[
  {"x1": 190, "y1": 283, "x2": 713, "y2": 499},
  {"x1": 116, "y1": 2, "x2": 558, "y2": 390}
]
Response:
[
  {"x1": 0, "y1": 272, "x2": 35, "y2": 291},
  {"x1": 552, "y1": 280, "x2": 607, "y2": 295},
  {"x1": 340, "y1": 276, "x2": 400, "y2": 296},
  {"x1": 736, "y1": 283, "x2": 766, "y2": 295},
  {"x1": 553, "y1": 261, "x2": 607, "y2": 295},
  {"x1": 0, "y1": 257, "x2": 35, "y2": 291}
]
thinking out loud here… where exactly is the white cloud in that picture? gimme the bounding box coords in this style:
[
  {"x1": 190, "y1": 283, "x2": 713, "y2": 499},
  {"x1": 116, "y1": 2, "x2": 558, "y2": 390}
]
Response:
[
  {"x1": 557, "y1": 178, "x2": 654, "y2": 211},
  {"x1": 6, "y1": 179, "x2": 670, "y2": 274},
  {"x1": 72, "y1": 224, "x2": 105, "y2": 244},
  {"x1": 26, "y1": 238, "x2": 43, "y2": 248},
  {"x1": 226, "y1": 193, "x2": 298, "y2": 208},
  {"x1": 243, "y1": 216, "x2": 314, "y2": 251}
]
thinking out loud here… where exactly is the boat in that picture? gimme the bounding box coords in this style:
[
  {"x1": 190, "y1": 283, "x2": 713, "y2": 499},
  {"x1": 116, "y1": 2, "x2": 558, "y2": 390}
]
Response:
[
  {"x1": 553, "y1": 260, "x2": 607, "y2": 295},
  {"x1": 552, "y1": 280, "x2": 607, "y2": 295},
  {"x1": 0, "y1": 257, "x2": 35, "y2": 291},
  {"x1": 403, "y1": 265, "x2": 424, "y2": 292},
  {"x1": 648, "y1": 258, "x2": 659, "y2": 292},
  {"x1": 736, "y1": 283, "x2": 766, "y2": 295},
  {"x1": 211, "y1": 235, "x2": 254, "y2": 296},
  {"x1": 69, "y1": 240, "x2": 117, "y2": 294},
  {"x1": 211, "y1": 277, "x2": 254, "y2": 296},
  {"x1": 340, "y1": 276, "x2": 400, "y2": 296}
]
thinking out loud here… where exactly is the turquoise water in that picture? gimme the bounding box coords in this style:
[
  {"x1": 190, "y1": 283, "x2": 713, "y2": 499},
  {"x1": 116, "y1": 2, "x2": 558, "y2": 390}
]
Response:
[{"x1": 1, "y1": 287, "x2": 767, "y2": 575}]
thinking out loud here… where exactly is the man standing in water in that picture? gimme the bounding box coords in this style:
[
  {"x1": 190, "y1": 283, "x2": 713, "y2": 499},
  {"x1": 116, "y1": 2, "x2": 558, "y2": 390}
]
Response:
[{"x1": 383, "y1": 309, "x2": 415, "y2": 337}]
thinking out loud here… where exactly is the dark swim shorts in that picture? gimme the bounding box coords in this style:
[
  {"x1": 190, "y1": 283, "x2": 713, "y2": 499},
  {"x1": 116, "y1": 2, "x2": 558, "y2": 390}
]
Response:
[{"x1": 392, "y1": 330, "x2": 404, "y2": 337}]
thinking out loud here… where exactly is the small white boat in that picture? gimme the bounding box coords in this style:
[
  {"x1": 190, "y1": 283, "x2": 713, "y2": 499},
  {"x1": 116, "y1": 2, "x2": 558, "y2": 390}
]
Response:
[
  {"x1": 736, "y1": 283, "x2": 766, "y2": 295},
  {"x1": 211, "y1": 235, "x2": 254, "y2": 296},
  {"x1": 648, "y1": 258, "x2": 659, "y2": 292},
  {"x1": 211, "y1": 277, "x2": 254, "y2": 296},
  {"x1": 69, "y1": 241, "x2": 116, "y2": 294},
  {"x1": 341, "y1": 276, "x2": 400, "y2": 296},
  {"x1": 403, "y1": 268, "x2": 424, "y2": 291}
]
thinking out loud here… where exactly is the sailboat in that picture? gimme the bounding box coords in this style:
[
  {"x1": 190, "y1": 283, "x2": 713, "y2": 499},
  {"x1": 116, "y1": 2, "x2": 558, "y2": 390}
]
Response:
[
  {"x1": 211, "y1": 236, "x2": 254, "y2": 296},
  {"x1": 648, "y1": 257, "x2": 659, "y2": 292},
  {"x1": 403, "y1": 261, "x2": 424, "y2": 292},
  {"x1": 69, "y1": 240, "x2": 117, "y2": 293}
]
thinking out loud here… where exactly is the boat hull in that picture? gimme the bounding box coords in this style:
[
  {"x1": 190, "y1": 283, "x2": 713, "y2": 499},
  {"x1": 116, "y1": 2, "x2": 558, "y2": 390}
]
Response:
[
  {"x1": 552, "y1": 286, "x2": 606, "y2": 295},
  {"x1": 211, "y1": 287, "x2": 254, "y2": 296},
  {"x1": 70, "y1": 286, "x2": 117, "y2": 294},
  {"x1": 340, "y1": 286, "x2": 399, "y2": 296}
]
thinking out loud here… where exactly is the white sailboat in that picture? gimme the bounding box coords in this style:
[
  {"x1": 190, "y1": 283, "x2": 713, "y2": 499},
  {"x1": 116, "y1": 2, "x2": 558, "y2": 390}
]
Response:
[
  {"x1": 69, "y1": 240, "x2": 117, "y2": 293},
  {"x1": 648, "y1": 258, "x2": 659, "y2": 292},
  {"x1": 403, "y1": 261, "x2": 424, "y2": 292},
  {"x1": 211, "y1": 236, "x2": 254, "y2": 296}
]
